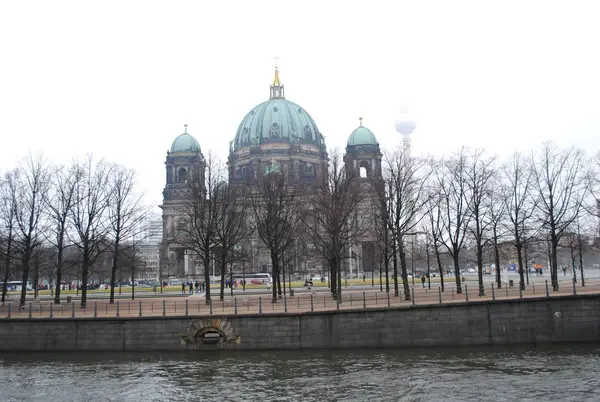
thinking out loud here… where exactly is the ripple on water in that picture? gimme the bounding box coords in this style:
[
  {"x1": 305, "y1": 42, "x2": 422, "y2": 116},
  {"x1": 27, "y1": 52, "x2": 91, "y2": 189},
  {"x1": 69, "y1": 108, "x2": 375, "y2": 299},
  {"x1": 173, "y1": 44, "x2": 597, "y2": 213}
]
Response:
[{"x1": 1, "y1": 344, "x2": 599, "y2": 402}]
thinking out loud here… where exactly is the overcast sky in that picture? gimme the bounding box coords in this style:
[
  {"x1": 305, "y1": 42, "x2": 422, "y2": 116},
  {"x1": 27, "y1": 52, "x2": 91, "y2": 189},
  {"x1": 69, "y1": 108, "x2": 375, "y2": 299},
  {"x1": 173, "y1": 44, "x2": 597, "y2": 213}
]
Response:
[{"x1": 1, "y1": 1, "x2": 599, "y2": 210}]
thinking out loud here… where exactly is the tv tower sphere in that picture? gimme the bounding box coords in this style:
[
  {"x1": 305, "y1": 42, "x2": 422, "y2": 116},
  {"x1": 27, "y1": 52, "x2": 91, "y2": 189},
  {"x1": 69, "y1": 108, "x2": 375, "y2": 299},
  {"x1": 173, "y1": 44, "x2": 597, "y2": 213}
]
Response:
[{"x1": 394, "y1": 119, "x2": 416, "y2": 135}]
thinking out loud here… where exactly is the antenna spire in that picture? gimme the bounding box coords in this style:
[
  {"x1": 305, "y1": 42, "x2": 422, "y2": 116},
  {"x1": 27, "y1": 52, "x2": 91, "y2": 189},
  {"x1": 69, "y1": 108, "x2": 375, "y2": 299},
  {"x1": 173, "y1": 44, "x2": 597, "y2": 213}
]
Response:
[{"x1": 184, "y1": 124, "x2": 188, "y2": 133}]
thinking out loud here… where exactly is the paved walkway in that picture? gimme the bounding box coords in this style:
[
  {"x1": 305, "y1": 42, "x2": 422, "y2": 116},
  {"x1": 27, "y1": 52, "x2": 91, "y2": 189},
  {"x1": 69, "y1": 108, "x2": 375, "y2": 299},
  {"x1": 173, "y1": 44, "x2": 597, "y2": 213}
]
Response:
[{"x1": 1, "y1": 279, "x2": 599, "y2": 319}]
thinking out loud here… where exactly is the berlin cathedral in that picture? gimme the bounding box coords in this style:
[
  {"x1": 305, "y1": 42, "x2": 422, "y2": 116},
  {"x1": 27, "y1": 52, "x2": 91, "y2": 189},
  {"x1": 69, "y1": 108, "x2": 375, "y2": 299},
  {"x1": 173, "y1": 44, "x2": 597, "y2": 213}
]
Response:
[{"x1": 160, "y1": 68, "x2": 382, "y2": 279}]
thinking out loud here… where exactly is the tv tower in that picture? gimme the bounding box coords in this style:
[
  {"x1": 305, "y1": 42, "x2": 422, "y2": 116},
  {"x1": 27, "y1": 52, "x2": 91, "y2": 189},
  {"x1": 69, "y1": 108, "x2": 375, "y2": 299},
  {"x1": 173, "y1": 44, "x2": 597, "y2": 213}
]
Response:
[{"x1": 394, "y1": 105, "x2": 416, "y2": 158}]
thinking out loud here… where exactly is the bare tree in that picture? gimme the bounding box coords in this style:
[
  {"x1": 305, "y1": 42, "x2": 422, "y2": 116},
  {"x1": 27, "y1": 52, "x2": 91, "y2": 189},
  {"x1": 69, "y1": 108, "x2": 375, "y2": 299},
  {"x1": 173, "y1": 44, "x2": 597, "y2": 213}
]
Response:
[
  {"x1": 45, "y1": 162, "x2": 79, "y2": 304},
  {"x1": 372, "y1": 181, "x2": 393, "y2": 293},
  {"x1": 214, "y1": 182, "x2": 250, "y2": 301},
  {"x1": 13, "y1": 153, "x2": 51, "y2": 306},
  {"x1": 437, "y1": 149, "x2": 472, "y2": 293},
  {"x1": 380, "y1": 149, "x2": 432, "y2": 300},
  {"x1": 502, "y1": 152, "x2": 537, "y2": 290},
  {"x1": 70, "y1": 155, "x2": 113, "y2": 307},
  {"x1": 175, "y1": 153, "x2": 221, "y2": 304},
  {"x1": 106, "y1": 165, "x2": 149, "y2": 304},
  {"x1": 485, "y1": 182, "x2": 507, "y2": 289},
  {"x1": 302, "y1": 149, "x2": 364, "y2": 301},
  {"x1": 423, "y1": 189, "x2": 446, "y2": 291},
  {"x1": 251, "y1": 162, "x2": 300, "y2": 303},
  {"x1": 120, "y1": 237, "x2": 145, "y2": 300},
  {"x1": 587, "y1": 151, "x2": 600, "y2": 232},
  {"x1": 531, "y1": 143, "x2": 586, "y2": 291},
  {"x1": 0, "y1": 170, "x2": 19, "y2": 303},
  {"x1": 464, "y1": 149, "x2": 496, "y2": 296},
  {"x1": 31, "y1": 244, "x2": 53, "y2": 298}
]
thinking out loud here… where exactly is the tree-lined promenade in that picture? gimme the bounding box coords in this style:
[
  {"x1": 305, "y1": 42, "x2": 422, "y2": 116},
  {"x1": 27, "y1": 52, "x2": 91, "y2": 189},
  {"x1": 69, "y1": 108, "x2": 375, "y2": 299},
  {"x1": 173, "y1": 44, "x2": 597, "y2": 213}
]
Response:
[
  {"x1": 2, "y1": 142, "x2": 600, "y2": 312},
  {"x1": 1, "y1": 275, "x2": 600, "y2": 319}
]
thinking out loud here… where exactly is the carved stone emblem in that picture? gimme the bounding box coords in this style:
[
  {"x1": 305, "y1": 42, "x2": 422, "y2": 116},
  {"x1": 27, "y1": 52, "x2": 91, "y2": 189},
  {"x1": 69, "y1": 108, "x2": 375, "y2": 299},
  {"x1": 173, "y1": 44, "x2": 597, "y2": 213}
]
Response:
[{"x1": 179, "y1": 318, "x2": 241, "y2": 348}]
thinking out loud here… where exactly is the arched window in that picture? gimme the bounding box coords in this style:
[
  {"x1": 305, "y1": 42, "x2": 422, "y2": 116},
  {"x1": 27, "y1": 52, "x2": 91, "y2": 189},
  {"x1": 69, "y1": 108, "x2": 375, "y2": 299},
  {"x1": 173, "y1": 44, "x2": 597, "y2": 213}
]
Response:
[
  {"x1": 359, "y1": 161, "x2": 371, "y2": 178},
  {"x1": 178, "y1": 167, "x2": 188, "y2": 183}
]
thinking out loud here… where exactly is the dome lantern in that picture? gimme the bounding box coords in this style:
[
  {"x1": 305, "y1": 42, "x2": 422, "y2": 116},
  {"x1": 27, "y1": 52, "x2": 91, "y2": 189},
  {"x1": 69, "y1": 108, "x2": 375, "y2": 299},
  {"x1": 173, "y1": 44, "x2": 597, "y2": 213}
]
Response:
[{"x1": 270, "y1": 67, "x2": 285, "y2": 99}]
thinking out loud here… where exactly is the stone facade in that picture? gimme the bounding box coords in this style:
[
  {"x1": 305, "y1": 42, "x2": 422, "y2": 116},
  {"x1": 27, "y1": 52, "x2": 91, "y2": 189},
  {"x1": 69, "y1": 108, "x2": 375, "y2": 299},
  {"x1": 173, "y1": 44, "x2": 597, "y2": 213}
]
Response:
[{"x1": 1, "y1": 295, "x2": 599, "y2": 352}]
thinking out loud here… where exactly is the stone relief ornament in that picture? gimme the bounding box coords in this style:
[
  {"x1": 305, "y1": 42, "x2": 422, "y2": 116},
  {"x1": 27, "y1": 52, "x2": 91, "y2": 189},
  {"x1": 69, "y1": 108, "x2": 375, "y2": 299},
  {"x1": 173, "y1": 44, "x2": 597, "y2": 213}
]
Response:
[
  {"x1": 179, "y1": 318, "x2": 241, "y2": 348},
  {"x1": 251, "y1": 131, "x2": 260, "y2": 147}
]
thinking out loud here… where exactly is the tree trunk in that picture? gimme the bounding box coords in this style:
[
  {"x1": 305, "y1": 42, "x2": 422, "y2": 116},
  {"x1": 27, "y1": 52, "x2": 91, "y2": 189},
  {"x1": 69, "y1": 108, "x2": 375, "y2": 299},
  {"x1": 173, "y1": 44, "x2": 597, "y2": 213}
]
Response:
[
  {"x1": 271, "y1": 254, "x2": 278, "y2": 303},
  {"x1": 19, "y1": 253, "x2": 32, "y2": 307},
  {"x1": 1, "y1": 253, "x2": 10, "y2": 303},
  {"x1": 570, "y1": 251, "x2": 577, "y2": 283},
  {"x1": 54, "y1": 235, "x2": 64, "y2": 304},
  {"x1": 516, "y1": 242, "x2": 525, "y2": 291},
  {"x1": 276, "y1": 265, "x2": 282, "y2": 299},
  {"x1": 434, "y1": 243, "x2": 444, "y2": 292},
  {"x1": 109, "y1": 240, "x2": 119, "y2": 304},
  {"x1": 131, "y1": 269, "x2": 135, "y2": 300},
  {"x1": 426, "y1": 247, "x2": 431, "y2": 290},
  {"x1": 453, "y1": 253, "x2": 462, "y2": 294},
  {"x1": 476, "y1": 242, "x2": 485, "y2": 296},
  {"x1": 329, "y1": 258, "x2": 337, "y2": 298},
  {"x1": 523, "y1": 246, "x2": 530, "y2": 285},
  {"x1": 220, "y1": 256, "x2": 226, "y2": 301},
  {"x1": 579, "y1": 242, "x2": 585, "y2": 287},
  {"x1": 551, "y1": 237, "x2": 559, "y2": 291},
  {"x1": 282, "y1": 263, "x2": 286, "y2": 297},
  {"x1": 33, "y1": 259, "x2": 40, "y2": 299},
  {"x1": 80, "y1": 251, "x2": 90, "y2": 308},
  {"x1": 203, "y1": 256, "x2": 211, "y2": 305},
  {"x1": 1, "y1": 225, "x2": 12, "y2": 303},
  {"x1": 337, "y1": 257, "x2": 342, "y2": 303},
  {"x1": 494, "y1": 244, "x2": 501, "y2": 289},
  {"x1": 398, "y1": 237, "x2": 411, "y2": 301},
  {"x1": 383, "y1": 229, "x2": 390, "y2": 293},
  {"x1": 392, "y1": 239, "x2": 399, "y2": 297}
]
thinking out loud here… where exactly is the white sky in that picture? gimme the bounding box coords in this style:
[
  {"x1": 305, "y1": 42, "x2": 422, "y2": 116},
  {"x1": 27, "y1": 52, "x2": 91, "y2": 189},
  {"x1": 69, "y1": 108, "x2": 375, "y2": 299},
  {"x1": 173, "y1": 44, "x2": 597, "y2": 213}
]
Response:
[{"x1": 1, "y1": 1, "x2": 599, "y2": 211}]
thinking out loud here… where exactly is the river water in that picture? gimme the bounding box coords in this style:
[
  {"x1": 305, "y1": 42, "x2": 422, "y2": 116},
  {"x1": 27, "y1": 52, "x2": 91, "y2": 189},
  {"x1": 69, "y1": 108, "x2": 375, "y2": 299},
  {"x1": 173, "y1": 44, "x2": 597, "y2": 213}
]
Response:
[{"x1": 1, "y1": 344, "x2": 599, "y2": 401}]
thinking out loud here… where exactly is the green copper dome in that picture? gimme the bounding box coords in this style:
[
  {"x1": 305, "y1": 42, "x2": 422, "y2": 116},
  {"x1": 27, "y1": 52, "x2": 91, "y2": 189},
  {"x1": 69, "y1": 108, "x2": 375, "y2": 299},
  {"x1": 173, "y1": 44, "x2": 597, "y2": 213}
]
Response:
[
  {"x1": 347, "y1": 121, "x2": 378, "y2": 146},
  {"x1": 233, "y1": 68, "x2": 325, "y2": 152},
  {"x1": 234, "y1": 98, "x2": 324, "y2": 150},
  {"x1": 171, "y1": 125, "x2": 201, "y2": 153}
]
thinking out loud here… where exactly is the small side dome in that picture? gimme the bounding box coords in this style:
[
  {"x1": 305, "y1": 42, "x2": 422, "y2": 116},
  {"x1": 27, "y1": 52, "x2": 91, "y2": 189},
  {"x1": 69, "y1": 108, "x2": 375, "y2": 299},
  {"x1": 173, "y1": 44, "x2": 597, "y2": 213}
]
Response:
[
  {"x1": 171, "y1": 125, "x2": 201, "y2": 153},
  {"x1": 347, "y1": 118, "x2": 378, "y2": 146}
]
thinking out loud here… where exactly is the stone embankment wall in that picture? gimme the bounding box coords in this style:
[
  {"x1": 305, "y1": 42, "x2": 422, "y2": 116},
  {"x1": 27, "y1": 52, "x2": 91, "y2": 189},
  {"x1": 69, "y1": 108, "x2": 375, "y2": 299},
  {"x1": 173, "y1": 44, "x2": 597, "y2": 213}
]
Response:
[{"x1": 0, "y1": 295, "x2": 598, "y2": 352}]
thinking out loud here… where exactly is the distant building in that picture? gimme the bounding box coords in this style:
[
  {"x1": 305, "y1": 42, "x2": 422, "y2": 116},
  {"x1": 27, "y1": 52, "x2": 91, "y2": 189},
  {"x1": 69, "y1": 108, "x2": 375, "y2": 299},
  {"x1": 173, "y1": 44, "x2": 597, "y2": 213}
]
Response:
[
  {"x1": 159, "y1": 68, "x2": 382, "y2": 279},
  {"x1": 136, "y1": 215, "x2": 162, "y2": 280}
]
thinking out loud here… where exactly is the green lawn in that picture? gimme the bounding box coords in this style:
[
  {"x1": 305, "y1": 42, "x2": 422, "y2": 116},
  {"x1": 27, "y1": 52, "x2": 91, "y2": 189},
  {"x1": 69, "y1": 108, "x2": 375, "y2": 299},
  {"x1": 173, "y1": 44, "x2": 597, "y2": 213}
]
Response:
[{"x1": 6, "y1": 277, "x2": 464, "y2": 297}]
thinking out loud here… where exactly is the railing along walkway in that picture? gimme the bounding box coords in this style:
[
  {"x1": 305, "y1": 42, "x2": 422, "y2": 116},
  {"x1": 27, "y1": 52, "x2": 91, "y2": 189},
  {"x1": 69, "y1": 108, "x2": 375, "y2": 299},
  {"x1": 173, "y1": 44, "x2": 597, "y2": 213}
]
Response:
[{"x1": 0, "y1": 278, "x2": 598, "y2": 319}]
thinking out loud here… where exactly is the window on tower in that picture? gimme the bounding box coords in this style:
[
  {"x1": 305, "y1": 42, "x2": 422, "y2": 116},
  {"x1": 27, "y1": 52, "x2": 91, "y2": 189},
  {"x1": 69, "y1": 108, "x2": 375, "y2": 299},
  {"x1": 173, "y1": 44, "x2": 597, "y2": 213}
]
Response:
[
  {"x1": 359, "y1": 161, "x2": 371, "y2": 178},
  {"x1": 178, "y1": 168, "x2": 188, "y2": 183}
]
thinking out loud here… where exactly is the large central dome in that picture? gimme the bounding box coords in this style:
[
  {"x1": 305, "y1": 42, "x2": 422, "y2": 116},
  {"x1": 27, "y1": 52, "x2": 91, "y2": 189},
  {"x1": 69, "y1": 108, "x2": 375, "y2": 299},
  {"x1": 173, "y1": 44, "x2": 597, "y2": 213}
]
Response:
[{"x1": 233, "y1": 68, "x2": 325, "y2": 151}]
